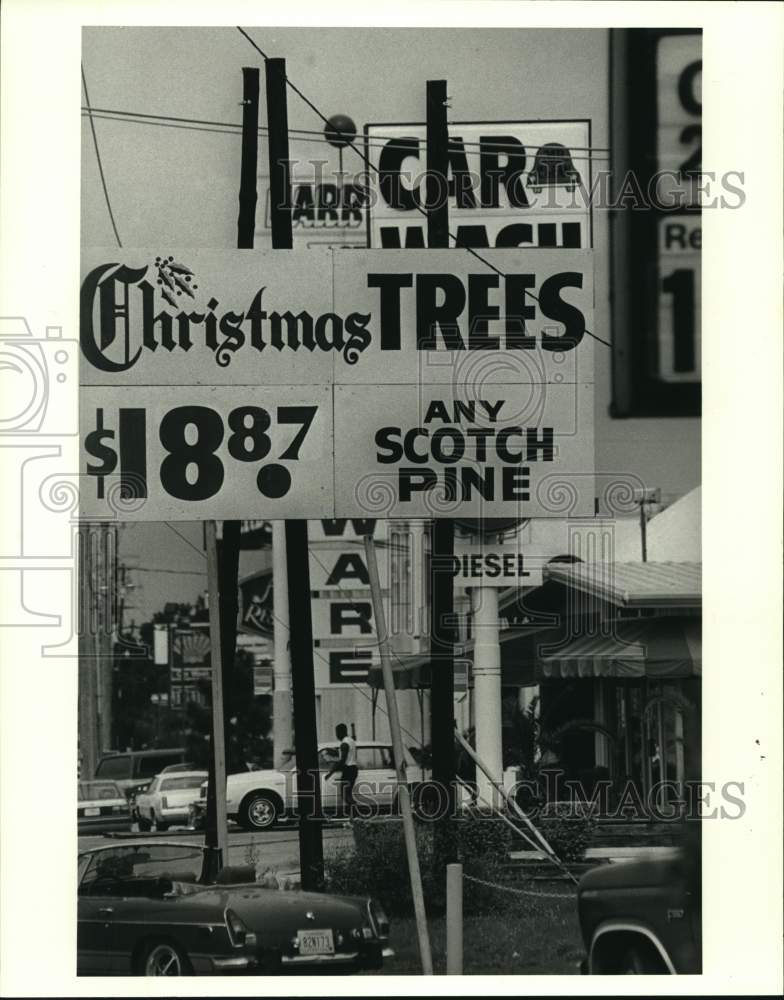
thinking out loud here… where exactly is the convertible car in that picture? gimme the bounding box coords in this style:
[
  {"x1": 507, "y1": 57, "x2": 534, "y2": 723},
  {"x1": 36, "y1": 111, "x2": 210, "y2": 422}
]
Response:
[{"x1": 77, "y1": 841, "x2": 391, "y2": 975}]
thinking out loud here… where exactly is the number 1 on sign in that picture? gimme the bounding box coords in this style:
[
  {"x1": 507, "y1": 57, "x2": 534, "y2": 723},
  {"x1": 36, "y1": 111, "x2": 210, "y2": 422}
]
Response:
[{"x1": 661, "y1": 267, "x2": 696, "y2": 374}]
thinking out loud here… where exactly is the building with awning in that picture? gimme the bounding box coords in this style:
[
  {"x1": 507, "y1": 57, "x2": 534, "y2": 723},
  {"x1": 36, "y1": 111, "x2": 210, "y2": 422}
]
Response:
[
  {"x1": 368, "y1": 549, "x2": 702, "y2": 804},
  {"x1": 537, "y1": 561, "x2": 701, "y2": 682},
  {"x1": 538, "y1": 616, "x2": 701, "y2": 679},
  {"x1": 513, "y1": 556, "x2": 701, "y2": 801},
  {"x1": 542, "y1": 559, "x2": 701, "y2": 610}
]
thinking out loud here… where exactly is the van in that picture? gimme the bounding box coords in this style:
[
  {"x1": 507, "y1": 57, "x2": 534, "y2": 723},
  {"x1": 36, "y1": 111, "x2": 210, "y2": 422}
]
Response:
[{"x1": 93, "y1": 748, "x2": 189, "y2": 798}]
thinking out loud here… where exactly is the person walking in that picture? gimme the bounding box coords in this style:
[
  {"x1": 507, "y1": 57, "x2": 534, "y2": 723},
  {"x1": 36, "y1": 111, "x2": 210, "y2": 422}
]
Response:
[{"x1": 327, "y1": 723, "x2": 358, "y2": 820}]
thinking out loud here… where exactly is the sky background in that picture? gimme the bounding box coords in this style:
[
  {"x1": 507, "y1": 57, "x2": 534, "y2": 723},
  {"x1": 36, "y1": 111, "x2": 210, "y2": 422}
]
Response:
[{"x1": 118, "y1": 521, "x2": 207, "y2": 626}]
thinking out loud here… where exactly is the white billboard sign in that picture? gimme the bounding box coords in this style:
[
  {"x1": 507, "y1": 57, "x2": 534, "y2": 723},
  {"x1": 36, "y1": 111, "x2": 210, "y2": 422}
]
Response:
[{"x1": 80, "y1": 248, "x2": 594, "y2": 519}]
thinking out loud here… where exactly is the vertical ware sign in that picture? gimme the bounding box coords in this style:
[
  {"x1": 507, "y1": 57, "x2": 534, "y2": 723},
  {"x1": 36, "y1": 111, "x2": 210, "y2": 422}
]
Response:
[{"x1": 79, "y1": 248, "x2": 594, "y2": 520}]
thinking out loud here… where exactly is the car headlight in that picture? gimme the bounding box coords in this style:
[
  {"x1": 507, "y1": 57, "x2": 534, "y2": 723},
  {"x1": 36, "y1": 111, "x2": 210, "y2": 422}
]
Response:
[
  {"x1": 367, "y1": 898, "x2": 390, "y2": 939},
  {"x1": 225, "y1": 908, "x2": 257, "y2": 949}
]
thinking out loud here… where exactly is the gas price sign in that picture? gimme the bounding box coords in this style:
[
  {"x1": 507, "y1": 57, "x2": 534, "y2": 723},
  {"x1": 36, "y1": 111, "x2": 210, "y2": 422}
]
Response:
[{"x1": 80, "y1": 248, "x2": 594, "y2": 520}]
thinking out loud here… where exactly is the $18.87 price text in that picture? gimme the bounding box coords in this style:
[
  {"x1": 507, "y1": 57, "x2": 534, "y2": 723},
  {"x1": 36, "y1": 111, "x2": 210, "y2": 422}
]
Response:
[{"x1": 84, "y1": 404, "x2": 318, "y2": 502}]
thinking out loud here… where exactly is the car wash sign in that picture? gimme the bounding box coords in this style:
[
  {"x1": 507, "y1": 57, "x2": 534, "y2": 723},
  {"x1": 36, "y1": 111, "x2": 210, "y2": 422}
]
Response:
[
  {"x1": 80, "y1": 247, "x2": 594, "y2": 520},
  {"x1": 255, "y1": 161, "x2": 367, "y2": 251},
  {"x1": 365, "y1": 120, "x2": 591, "y2": 250}
]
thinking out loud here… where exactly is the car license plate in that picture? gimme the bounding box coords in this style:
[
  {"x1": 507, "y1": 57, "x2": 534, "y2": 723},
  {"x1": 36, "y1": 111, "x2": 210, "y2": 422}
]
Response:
[
  {"x1": 297, "y1": 929, "x2": 335, "y2": 955},
  {"x1": 83, "y1": 807, "x2": 100, "y2": 817}
]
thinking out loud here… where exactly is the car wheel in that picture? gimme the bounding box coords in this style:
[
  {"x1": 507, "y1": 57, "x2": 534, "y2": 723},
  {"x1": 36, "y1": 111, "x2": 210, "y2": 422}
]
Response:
[
  {"x1": 140, "y1": 940, "x2": 192, "y2": 976},
  {"x1": 137, "y1": 814, "x2": 152, "y2": 832},
  {"x1": 240, "y1": 792, "x2": 279, "y2": 830},
  {"x1": 153, "y1": 811, "x2": 168, "y2": 832},
  {"x1": 618, "y1": 944, "x2": 663, "y2": 974}
]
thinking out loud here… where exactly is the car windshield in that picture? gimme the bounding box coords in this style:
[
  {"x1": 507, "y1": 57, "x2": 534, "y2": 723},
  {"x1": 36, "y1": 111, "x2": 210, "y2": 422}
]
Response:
[
  {"x1": 94, "y1": 755, "x2": 131, "y2": 780},
  {"x1": 160, "y1": 775, "x2": 207, "y2": 791},
  {"x1": 79, "y1": 844, "x2": 204, "y2": 895},
  {"x1": 79, "y1": 781, "x2": 122, "y2": 801}
]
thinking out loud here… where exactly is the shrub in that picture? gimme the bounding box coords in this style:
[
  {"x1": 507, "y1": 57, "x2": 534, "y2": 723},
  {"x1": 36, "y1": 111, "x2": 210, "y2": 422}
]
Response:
[
  {"x1": 324, "y1": 816, "x2": 514, "y2": 916},
  {"x1": 539, "y1": 802, "x2": 596, "y2": 862}
]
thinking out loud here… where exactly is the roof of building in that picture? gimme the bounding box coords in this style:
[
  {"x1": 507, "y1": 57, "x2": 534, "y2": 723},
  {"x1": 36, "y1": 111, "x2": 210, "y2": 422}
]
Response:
[{"x1": 543, "y1": 560, "x2": 702, "y2": 608}]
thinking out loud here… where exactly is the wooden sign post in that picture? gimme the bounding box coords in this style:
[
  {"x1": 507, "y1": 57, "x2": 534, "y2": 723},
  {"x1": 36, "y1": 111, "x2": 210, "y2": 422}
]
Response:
[
  {"x1": 364, "y1": 535, "x2": 433, "y2": 975},
  {"x1": 426, "y1": 79, "x2": 457, "y2": 843},
  {"x1": 201, "y1": 68, "x2": 258, "y2": 880},
  {"x1": 266, "y1": 55, "x2": 324, "y2": 892}
]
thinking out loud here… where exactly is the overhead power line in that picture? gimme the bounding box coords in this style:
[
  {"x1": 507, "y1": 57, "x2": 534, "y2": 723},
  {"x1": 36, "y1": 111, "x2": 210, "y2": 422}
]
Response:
[
  {"x1": 235, "y1": 26, "x2": 612, "y2": 350},
  {"x1": 81, "y1": 66, "x2": 123, "y2": 248},
  {"x1": 132, "y1": 566, "x2": 208, "y2": 576},
  {"x1": 79, "y1": 106, "x2": 609, "y2": 161}
]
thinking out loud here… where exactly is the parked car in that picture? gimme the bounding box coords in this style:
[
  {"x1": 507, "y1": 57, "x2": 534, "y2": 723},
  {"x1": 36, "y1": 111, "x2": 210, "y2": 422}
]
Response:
[
  {"x1": 78, "y1": 780, "x2": 131, "y2": 834},
  {"x1": 134, "y1": 771, "x2": 208, "y2": 831},
  {"x1": 223, "y1": 741, "x2": 416, "y2": 831},
  {"x1": 77, "y1": 841, "x2": 392, "y2": 975},
  {"x1": 577, "y1": 848, "x2": 701, "y2": 974},
  {"x1": 93, "y1": 748, "x2": 188, "y2": 800}
]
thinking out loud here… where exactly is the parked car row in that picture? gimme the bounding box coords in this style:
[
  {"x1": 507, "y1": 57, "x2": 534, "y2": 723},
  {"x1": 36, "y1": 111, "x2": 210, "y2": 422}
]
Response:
[
  {"x1": 78, "y1": 781, "x2": 132, "y2": 834},
  {"x1": 80, "y1": 747, "x2": 701, "y2": 977},
  {"x1": 186, "y1": 740, "x2": 418, "y2": 831},
  {"x1": 133, "y1": 771, "x2": 208, "y2": 830},
  {"x1": 92, "y1": 748, "x2": 190, "y2": 800}
]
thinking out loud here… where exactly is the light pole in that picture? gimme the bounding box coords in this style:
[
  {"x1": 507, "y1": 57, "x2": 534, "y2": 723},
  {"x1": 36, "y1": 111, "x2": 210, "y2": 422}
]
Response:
[{"x1": 634, "y1": 487, "x2": 661, "y2": 562}]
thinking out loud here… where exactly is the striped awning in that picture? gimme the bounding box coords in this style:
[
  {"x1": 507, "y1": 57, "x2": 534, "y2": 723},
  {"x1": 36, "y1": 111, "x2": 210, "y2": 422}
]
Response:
[
  {"x1": 543, "y1": 561, "x2": 701, "y2": 608},
  {"x1": 538, "y1": 616, "x2": 701, "y2": 679},
  {"x1": 366, "y1": 624, "x2": 552, "y2": 690}
]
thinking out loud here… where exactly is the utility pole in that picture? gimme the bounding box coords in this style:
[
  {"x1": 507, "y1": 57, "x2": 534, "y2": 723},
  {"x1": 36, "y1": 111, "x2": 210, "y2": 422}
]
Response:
[
  {"x1": 78, "y1": 523, "x2": 99, "y2": 778},
  {"x1": 426, "y1": 79, "x2": 457, "y2": 835},
  {"x1": 272, "y1": 521, "x2": 293, "y2": 767},
  {"x1": 635, "y1": 487, "x2": 661, "y2": 562},
  {"x1": 202, "y1": 522, "x2": 229, "y2": 879},
  {"x1": 266, "y1": 55, "x2": 324, "y2": 891}
]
